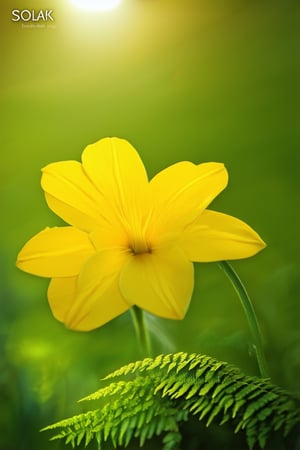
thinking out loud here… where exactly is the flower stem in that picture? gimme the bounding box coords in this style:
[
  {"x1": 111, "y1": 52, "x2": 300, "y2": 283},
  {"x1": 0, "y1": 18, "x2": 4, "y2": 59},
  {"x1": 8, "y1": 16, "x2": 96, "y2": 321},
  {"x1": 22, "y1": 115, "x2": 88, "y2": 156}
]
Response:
[
  {"x1": 130, "y1": 306, "x2": 152, "y2": 357},
  {"x1": 219, "y1": 261, "x2": 268, "y2": 378}
]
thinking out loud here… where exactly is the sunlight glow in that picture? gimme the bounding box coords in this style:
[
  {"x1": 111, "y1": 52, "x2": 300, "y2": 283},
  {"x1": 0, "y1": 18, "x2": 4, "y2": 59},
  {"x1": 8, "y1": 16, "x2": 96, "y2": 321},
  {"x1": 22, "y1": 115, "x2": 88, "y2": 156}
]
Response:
[{"x1": 71, "y1": 0, "x2": 122, "y2": 12}]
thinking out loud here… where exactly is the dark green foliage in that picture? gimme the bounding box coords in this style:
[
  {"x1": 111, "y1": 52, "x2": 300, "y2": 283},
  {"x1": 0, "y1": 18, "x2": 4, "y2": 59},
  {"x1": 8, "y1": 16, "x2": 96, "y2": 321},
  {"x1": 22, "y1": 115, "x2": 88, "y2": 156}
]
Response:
[{"x1": 42, "y1": 352, "x2": 300, "y2": 449}]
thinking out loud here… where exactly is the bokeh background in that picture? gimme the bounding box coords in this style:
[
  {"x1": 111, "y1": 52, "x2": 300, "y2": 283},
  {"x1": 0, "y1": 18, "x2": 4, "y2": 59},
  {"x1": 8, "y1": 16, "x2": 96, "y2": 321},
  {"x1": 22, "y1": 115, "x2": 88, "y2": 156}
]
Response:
[{"x1": 0, "y1": 0, "x2": 299, "y2": 449}]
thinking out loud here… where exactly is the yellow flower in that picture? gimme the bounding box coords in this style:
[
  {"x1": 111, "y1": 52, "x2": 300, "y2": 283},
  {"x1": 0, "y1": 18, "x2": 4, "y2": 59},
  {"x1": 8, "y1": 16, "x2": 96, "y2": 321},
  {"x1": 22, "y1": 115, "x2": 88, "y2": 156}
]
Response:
[{"x1": 16, "y1": 138, "x2": 266, "y2": 331}]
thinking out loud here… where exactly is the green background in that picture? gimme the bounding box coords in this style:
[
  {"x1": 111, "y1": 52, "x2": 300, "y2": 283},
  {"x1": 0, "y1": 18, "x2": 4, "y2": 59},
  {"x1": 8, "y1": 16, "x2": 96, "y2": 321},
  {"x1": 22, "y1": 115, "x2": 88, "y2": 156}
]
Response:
[{"x1": 0, "y1": 0, "x2": 299, "y2": 449}]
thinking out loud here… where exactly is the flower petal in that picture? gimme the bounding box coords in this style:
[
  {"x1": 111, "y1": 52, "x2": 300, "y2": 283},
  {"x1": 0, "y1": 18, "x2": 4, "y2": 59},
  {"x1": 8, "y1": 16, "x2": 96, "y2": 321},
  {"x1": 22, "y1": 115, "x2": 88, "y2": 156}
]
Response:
[
  {"x1": 65, "y1": 248, "x2": 131, "y2": 331},
  {"x1": 119, "y1": 246, "x2": 194, "y2": 319},
  {"x1": 81, "y1": 138, "x2": 149, "y2": 236},
  {"x1": 149, "y1": 161, "x2": 228, "y2": 241},
  {"x1": 179, "y1": 210, "x2": 266, "y2": 262},
  {"x1": 48, "y1": 276, "x2": 77, "y2": 323},
  {"x1": 16, "y1": 227, "x2": 95, "y2": 277},
  {"x1": 89, "y1": 227, "x2": 129, "y2": 251},
  {"x1": 41, "y1": 161, "x2": 111, "y2": 232}
]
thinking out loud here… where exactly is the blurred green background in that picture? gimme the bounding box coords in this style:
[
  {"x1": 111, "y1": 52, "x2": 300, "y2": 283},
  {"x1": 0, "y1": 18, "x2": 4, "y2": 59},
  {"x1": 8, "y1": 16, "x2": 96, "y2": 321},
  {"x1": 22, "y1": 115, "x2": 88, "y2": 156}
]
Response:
[{"x1": 0, "y1": 0, "x2": 299, "y2": 449}]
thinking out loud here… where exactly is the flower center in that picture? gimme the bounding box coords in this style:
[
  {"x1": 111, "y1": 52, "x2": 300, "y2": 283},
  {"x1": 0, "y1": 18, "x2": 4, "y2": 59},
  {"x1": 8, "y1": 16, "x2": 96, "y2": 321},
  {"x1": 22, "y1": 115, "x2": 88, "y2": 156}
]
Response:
[{"x1": 130, "y1": 238, "x2": 152, "y2": 255}]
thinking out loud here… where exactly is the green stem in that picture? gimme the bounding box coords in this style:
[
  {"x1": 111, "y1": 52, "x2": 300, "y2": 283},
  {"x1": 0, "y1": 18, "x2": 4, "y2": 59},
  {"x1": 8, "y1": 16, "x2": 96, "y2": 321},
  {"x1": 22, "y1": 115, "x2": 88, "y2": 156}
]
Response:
[
  {"x1": 219, "y1": 261, "x2": 268, "y2": 378},
  {"x1": 130, "y1": 306, "x2": 152, "y2": 357}
]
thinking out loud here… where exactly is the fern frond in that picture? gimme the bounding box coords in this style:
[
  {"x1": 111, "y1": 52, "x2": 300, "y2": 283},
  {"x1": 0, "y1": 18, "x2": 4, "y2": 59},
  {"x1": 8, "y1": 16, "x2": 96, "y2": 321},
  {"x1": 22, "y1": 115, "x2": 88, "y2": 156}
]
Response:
[{"x1": 43, "y1": 352, "x2": 300, "y2": 449}]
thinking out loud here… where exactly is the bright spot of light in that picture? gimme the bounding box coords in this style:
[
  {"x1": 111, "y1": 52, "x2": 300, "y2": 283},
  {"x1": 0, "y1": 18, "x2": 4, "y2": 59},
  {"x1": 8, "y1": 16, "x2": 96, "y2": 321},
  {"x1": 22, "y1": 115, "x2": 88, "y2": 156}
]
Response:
[{"x1": 71, "y1": 0, "x2": 122, "y2": 12}]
